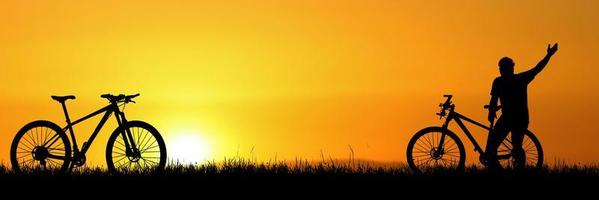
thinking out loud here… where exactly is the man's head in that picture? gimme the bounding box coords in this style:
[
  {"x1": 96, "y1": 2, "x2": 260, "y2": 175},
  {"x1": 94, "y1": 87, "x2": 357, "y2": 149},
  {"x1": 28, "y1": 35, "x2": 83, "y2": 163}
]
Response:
[{"x1": 498, "y1": 57, "x2": 514, "y2": 76}]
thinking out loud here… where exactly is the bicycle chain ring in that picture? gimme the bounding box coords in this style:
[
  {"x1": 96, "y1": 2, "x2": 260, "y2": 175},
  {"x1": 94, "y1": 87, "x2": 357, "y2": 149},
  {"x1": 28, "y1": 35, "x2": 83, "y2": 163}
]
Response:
[
  {"x1": 479, "y1": 155, "x2": 488, "y2": 166},
  {"x1": 73, "y1": 154, "x2": 86, "y2": 166}
]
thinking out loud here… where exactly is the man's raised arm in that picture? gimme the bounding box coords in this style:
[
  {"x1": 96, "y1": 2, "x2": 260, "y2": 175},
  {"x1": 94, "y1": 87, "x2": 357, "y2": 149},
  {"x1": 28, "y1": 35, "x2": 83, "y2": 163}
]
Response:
[{"x1": 526, "y1": 43, "x2": 558, "y2": 76}]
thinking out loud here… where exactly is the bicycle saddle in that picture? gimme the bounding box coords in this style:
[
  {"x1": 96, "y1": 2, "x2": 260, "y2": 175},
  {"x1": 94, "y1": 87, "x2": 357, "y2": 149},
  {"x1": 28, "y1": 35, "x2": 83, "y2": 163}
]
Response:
[{"x1": 51, "y1": 95, "x2": 76, "y2": 103}]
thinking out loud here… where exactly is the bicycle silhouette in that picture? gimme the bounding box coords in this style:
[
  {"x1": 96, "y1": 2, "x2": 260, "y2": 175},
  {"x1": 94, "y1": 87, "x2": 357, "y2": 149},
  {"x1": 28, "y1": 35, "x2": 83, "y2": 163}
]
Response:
[
  {"x1": 10, "y1": 94, "x2": 167, "y2": 173},
  {"x1": 406, "y1": 95, "x2": 543, "y2": 173}
]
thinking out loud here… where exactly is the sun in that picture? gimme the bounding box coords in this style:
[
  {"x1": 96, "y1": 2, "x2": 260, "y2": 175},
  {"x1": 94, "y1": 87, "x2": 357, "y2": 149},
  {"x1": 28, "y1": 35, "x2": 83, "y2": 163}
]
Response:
[{"x1": 167, "y1": 130, "x2": 213, "y2": 164}]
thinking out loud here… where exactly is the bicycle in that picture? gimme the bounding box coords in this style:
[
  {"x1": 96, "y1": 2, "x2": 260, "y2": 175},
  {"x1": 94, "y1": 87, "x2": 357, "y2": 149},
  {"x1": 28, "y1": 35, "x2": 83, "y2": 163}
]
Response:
[
  {"x1": 406, "y1": 95, "x2": 543, "y2": 173},
  {"x1": 10, "y1": 93, "x2": 167, "y2": 173}
]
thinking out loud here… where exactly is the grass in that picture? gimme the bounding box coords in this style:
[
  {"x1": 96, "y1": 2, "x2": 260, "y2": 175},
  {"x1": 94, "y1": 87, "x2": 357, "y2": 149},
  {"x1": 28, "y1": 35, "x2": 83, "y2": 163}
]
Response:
[
  {"x1": 3, "y1": 157, "x2": 599, "y2": 178},
  {"x1": 2, "y1": 158, "x2": 598, "y2": 195}
]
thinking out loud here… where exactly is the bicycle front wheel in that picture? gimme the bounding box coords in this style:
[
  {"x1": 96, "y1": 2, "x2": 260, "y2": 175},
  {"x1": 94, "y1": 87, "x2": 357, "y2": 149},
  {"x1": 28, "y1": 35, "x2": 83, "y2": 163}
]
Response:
[
  {"x1": 106, "y1": 121, "x2": 167, "y2": 173},
  {"x1": 406, "y1": 127, "x2": 466, "y2": 174}
]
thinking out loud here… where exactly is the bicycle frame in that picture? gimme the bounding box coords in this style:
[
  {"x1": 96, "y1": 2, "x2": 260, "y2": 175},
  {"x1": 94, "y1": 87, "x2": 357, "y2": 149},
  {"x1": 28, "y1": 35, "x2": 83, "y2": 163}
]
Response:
[
  {"x1": 42, "y1": 101, "x2": 138, "y2": 161},
  {"x1": 439, "y1": 107, "x2": 491, "y2": 156}
]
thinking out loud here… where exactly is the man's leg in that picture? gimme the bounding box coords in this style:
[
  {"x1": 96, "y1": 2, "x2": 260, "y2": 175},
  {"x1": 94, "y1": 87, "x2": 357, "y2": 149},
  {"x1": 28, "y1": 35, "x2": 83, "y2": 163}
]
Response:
[
  {"x1": 485, "y1": 117, "x2": 510, "y2": 170},
  {"x1": 511, "y1": 128, "x2": 526, "y2": 169}
]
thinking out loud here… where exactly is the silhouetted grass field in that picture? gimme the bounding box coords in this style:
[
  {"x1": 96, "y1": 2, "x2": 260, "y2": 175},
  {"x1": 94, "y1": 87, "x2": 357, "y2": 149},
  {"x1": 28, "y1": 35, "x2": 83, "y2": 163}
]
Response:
[{"x1": 2, "y1": 158, "x2": 598, "y2": 196}]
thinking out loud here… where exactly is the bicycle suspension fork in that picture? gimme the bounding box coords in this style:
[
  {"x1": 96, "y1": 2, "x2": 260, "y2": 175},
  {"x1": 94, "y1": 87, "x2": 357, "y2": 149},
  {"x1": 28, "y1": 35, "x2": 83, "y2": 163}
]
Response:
[
  {"x1": 436, "y1": 113, "x2": 453, "y2": 152},
  {"x1": 113, "y1": 105, "x2": 139, "y2": 156}
]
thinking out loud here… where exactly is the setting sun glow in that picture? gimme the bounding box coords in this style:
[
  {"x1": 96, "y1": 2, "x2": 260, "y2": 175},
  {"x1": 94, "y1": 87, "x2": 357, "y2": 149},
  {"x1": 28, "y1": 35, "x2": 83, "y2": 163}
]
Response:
[{"x1": 168, "y1": 130, "x2": 213, "y2": 164}]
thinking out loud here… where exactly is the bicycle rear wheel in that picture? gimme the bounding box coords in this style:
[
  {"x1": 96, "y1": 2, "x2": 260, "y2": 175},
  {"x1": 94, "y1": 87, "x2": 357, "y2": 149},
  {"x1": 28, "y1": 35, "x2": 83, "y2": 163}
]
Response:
[
  {"x1": 106, "y1": 120, "x2": 167, "y2": 173},
  {"x1": 406, "y1": 127, "x2": 466, "y2": 174},
  {"x1": 10, "y1": 120, "x2": 72, "y2": 173},
  {"x1": 497, "y1": 130, "x2": 543, "y2": 170}
]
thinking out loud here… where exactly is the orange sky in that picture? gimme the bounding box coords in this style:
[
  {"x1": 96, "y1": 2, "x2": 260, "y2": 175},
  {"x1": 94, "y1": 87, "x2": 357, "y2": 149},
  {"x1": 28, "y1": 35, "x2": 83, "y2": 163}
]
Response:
[{"x1": 1, "y1": 0, "x2": 598, "y2": 166}]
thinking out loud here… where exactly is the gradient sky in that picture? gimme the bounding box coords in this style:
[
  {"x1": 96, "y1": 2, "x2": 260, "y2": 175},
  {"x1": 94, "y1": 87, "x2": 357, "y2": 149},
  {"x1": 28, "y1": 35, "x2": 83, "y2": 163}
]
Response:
[{"x1": 1, "y1": 0, "x2": 598, "y2": 166}]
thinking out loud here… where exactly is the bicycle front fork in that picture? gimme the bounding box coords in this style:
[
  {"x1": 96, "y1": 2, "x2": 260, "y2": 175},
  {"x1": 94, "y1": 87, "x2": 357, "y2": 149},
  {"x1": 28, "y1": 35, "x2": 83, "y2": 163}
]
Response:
[{"x1": 115, "y1": 111, "x2": 139, "y2": 157}]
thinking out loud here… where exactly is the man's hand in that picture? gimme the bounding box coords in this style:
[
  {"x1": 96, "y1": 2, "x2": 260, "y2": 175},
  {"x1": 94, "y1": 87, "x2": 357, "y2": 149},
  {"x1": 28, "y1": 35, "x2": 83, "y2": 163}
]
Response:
[{"x1": 547, "y1": 43, "x2": 558, "y2": 56}]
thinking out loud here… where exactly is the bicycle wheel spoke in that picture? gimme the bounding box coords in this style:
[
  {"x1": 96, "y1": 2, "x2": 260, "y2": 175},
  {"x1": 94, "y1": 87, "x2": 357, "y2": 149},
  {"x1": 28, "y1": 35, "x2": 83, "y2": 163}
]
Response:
[
  {"x1": 524, "y1": 140, "x2": 534, "y2": 150},
  {"x1": 114, "y1": 157, "x2": 127, "y2": 166},
  {"x1": 18, "y1": 146, "x2": 32, "y2": 152},
  {"x1": 416, "y1": 157, "x2": 429, "y2": 166},
  {"x1": 44, "y1": 127, "x2": 50, "y2": 144},
  {"x1": 113, "y1": 145, "x2": 127, "y2": 154},
  {"x1": 129, "y1": 128, "x2": 137, "y2": 151},
  {"x1": 501, "y1": 142, "x2": 512, "y2": 151},
  {"x1": 431, "y1": 132, "x2": 436, "y2": 148},
  {"x1": 47, "y1": 159, "x2": 61, "y2": 167},
  {"x1": 144, "y1": 158, "x2": 158, "y2": 165},
  {"x1": 141, "y1": 143, "x2": 159, "y2": 153},
  {"x1": 415, "y1": 141, "x2": 430, "y2": 151},
  {"x1": 133, "y1": 127, "x2": 139, "y2": 149},
  {"x1": 17, "y1": 153, "x2": 32, "y2": 160},
  {"x1": 23, "y1": 158, "x2": 35, "y2": 167},
  {"x1": 37, "y1": 128, "x2": 43, "y2": 146},
  {"x1": 443, "y1": 152, "x2": 460, "y2": 157},
  {"x1": 412, "y1": 151, "x2": 429, "y2": 156},
  {"x1": 139, "y1": 128, "x2": 151, "y2": 151},
  {"x1": 443, "y1": 141, "x2": 456, "y2": 152},
  {"x1": 423, "y1": 157, "x2": 434, "y2": 166},
  {"x1": 413, "y1": 146, "x2": 429, "y2": 154},
  {"x1": 48, "y1": 148, "x2": 65, "y2": 153},
  {"x1": 142, "y1": 159, "x2": 151, "y2": 168},
  {"x1": 23, "y1": 134, "x2": 36, "y2": 149},
  {"x1": 46, "y1": 134, "x2": 62, "y2": 149},
  {"x1": 431, "y1": 132, "x2": 438, "y2": 146},
  {"x1": 139, "y1": 131, "x2": 152, "y2": 151},
  {"x1": 132, "y1": 129, "x2": 142, "y2": 149},
  {"x1": 413, "y1": 154, "x2": 432, "y2": 159},
  {"x1": 137, "y1": 133, "x2": 147, "y2": 151},
  {"x1": 112, "y1": 154, "x2": 126, "y2": 159},
  {"x1": 444, "y1": 145, "x2": 458, "y2": 153},
  {"x1": 525, "y1": 146, "x2": 537, "y2": 152},
  {"x1": 19, "y1": 141, "x2": 34, "y2": 151},
  {"x1": 33, "y1": 128, "x2": 39, "y2": 146},
  {"x1": 141, "y1": 150, "x2": 162, "y2": 153},
  {"x1": 41, "y1": 127, "x2": 50, "y2": 145},
  {"x1": 141, "y1": 140, "x2": 158, "y2": 152},
  {"x1": 413, "y1": 150, "x2": 429, "y2": 154},
  {"x1": 115, "y1": 137, "x2": 126, "y2": 149},
  {"x1": 439, "y1": 158, "x2": 457, "y2": 166},
  {"x1": 422, "y1": 134, "x2": 433, "y2": 149},
  {"x1": 47, "y1": 142, "x2": 61, "y2": 150}
]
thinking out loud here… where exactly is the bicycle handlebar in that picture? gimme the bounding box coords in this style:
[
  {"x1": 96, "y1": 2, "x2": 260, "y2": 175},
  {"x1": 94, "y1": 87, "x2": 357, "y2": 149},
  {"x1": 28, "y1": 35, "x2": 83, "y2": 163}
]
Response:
[
  {"x1": 437, "y1": 95, "x2": 454, "y2": 118},
  {"x1": 436, "y1": 95, "x2": 505, "y2": 119},
  {"x1": 101, "y1": 93, "x2": 140, "y2": 103}
]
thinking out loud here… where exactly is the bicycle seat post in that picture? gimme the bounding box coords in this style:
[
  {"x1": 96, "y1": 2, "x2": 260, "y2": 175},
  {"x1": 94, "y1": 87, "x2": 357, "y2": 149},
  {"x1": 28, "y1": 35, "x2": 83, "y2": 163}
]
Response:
[
  {"x1": 59, "y1": 102, "x2": 72, "y2": 125},
  {"x1": 56, "y1": 98, "x2": 79, "y2": 153}
]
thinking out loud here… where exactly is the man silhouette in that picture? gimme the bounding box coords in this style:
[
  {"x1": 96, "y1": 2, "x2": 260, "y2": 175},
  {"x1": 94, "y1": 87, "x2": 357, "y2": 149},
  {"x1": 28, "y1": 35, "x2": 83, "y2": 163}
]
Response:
[{"x1": 485, "y1": 43, "x2": 558, "y2": 170}]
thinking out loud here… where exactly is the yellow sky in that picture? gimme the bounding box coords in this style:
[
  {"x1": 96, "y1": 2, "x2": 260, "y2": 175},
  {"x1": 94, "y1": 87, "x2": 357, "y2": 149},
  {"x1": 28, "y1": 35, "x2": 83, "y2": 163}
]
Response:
[{"x1": 1, "y1": 0, "x2": 598, "y2": 166}]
